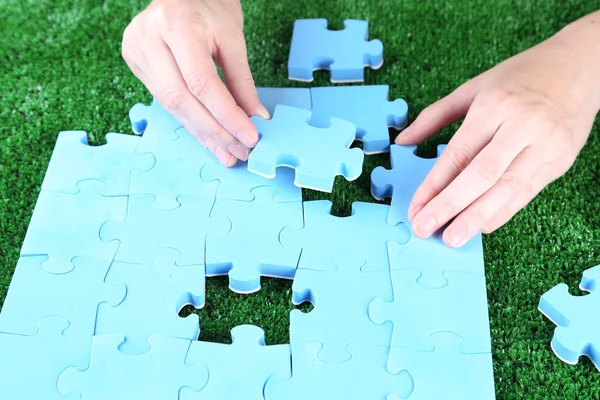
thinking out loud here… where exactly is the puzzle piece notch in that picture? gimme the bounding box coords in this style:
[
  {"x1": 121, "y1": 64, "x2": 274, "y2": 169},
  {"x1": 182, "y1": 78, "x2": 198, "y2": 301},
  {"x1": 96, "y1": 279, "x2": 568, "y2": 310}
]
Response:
[
  {"x1": 58, "y1": 334, "x2": 208, "y2": 400},
  {"x1": 249, "y1": 105, "x2": 364, "y2": 193},
  {"x1": 41, "y1": 130, "x2": 155, "y2": 196},
  {"x1": 96, "y1": 248, "x2": 205, "y2": 355},
  {"x1": 129, "y1": 97, "x2": 182, "y2": 138},
  {"x1": 186, "y1": 325, "x2": 291, "y2": 400},
  {"x1": 538, "y1": 265, "x2": 600, "y2": 369},
  {"x1": 371, "y1": 144, "x2": 446, "y2": 225},
  {"x1": 256, "y1": 87, "x2": 312, "y2": 116},
  {"x1": 288, "y1": 19, "x2": 383, "y2": 83}
]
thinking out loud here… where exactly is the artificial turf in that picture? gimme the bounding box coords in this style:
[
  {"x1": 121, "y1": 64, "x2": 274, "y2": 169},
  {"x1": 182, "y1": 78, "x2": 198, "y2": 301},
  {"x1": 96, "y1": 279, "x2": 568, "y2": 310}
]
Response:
[{"x1": 1, "y1": 0, "x2": 600, "y2": 398}]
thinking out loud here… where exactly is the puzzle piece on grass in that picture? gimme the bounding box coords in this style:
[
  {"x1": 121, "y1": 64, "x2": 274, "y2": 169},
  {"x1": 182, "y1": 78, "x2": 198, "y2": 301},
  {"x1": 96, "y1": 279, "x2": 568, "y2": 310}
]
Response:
[
  {"x1": 287, "y1": 19, "x2": 383, "y2": 83},
  {"x1": 0, "y1": 317, "x2": 90, "y2": 400},
  {"x1": 129, "y1": 97, "x2": 183, "y2": 137},
  {"x1": 249, "y1": 105, "x2": 364, "y2": 192},
  {"x1": 390, "y1": 332, "x2": 495, "y2": 399},
  {"x1": 0, "y1": 255, "x2": 125, "y2": 338},
  {"x1": 58, "y1": 334, "x2": 208, "y2": 400},
  {"x1": 257, "y1": 87, "x2": 312, "y2": 116},
  {"x1": 41, "y1": 131, "x2": 155, "y2": 196},
  {"x1": 280, "y1": 200, "x2": 410, "y2": 272},
  {"x1": 200, "y1": 159, "x2": 301, "y2": 202},
  {"x1": 264, "y1": 342, "x2": 413, "y2": 400},
  {"x1": 96, "y1": 248, "x2": 204, "y2": 355},
  {"x1": 185, "y1": 325, "x2": 291, "y2": 400},
  {"x1": 310, "y1": 86, "x2": 408, "y2": 154},
  {"x1": 20, "y1": 179, "x2": 125, "y2": 274},
  {"x1": 290, "y1": 255, "x2": 393, "y2": 363},
  {"x1": 387, "y1": 231, "x2": 485, "y2": 289},
  {"x1": 206, "y1": 187, "x2": 302, "y2": 294},
  {"x1": 101, "y1": 194, "x2": 230, "y2": 266},
  {"x1": 538, "y1": 265, "x2": 600, "y2": 369},
  {"x1": 371, "y1": 144, "x2": 446, "y2": 226},
  {"x1": 369, "y1": 269, "x2": 491, "y2": 363}
]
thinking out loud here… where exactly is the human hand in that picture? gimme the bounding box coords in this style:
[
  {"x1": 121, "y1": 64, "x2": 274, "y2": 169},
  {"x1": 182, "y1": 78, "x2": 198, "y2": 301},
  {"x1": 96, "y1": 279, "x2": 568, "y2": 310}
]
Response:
[
  {"x1": 395, "y1": 14, "x2": 600, "y2": 248},
  {"x1": 122, "y1": 0, "x2": 269, "y2": 166}
]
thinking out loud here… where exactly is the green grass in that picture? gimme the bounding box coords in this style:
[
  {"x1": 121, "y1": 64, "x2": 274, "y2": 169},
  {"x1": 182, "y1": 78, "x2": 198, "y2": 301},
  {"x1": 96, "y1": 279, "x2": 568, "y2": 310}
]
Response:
[{"x1": 1, "y1": 0, "x2": 600, "y2": 398}]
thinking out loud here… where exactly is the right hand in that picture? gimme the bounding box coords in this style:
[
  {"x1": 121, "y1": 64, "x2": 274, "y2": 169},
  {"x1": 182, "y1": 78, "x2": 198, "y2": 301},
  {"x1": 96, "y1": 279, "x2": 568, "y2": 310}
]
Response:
[{"x1": 122, "y1": 0, "x2": 269, "y2": 166}]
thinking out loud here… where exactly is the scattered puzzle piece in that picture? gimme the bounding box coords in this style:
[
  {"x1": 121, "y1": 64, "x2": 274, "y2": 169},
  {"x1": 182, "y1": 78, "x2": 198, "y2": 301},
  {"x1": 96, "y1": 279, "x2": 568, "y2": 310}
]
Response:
[
  {"x1": 256, "y1": 87, "x2": 312, "y2": 116},
  {"x1": 538, "y1": 265, "x2": 600, "y2": 369},
  {"x1": 206, "y1": 187, "x2": 302, "y2": 293},
  {"x1": 290, "y1": 255, "x2": 393, "y2": 363},
  {"x1": 96, "y1": 248, "x2": 204, "y2": 355},
  {"x1": 101, "y1": 194, "x2": 230, "y2": 266},
  {"x1": 249, "y1": 105, "x2": 364, "y2": 192},
  {"x1": 186, "y1": 325, "x2": 291, "y2": 400},
  {"x1": 280, "y1": 200, "x2": 411, "y2": 272},
  {"x1": 310, "y1": 86, "x2": 408, "y2": 154},
  {"x1": 41, "y1": 131, "x2": 155, "y2": 196},
  {"x1": 129, "y1": 97, "x2": 183, "y2": 137},
  {"x1": 371, "y1": 144, "x2": 445, "y2": 226},
  {"x1": 20, "y1": 179, "x2": 125, "y2": 274},
  {"x1": 287, "y1": 19, "x2": 383, "y2": 82}
]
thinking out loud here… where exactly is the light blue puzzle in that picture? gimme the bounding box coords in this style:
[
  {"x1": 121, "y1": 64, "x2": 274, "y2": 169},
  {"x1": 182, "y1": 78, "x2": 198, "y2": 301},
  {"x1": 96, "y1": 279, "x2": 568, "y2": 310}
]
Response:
[
  {"x1": 390, "y1": 332, "x2": 495, "y2": 399},
  {"x1": 287, "y1": 19, "x2": 383, "y2": 82},
  {"x1": 20, "y1": 179, "x2": 125, "y2": 274},
  {"x1": 310, "y1": 85, "x2": 408, "y2": 154},
  {"x1": 290, "y1": 255, "x2": 393, "y2": 363},
  {"x1": 58, "y1": 334, "x2": 208, "y2": 400},
  {"x1": 129, "y1": 97, "x2": 183, "y2": 137},
  {"x1": 101, "y1": 194, "x2": 230, "y2": 266},
  {"x1": 0, "y1": 316, "x2": 91, "y2": 400},
  {"x1": 96, "y1": 248, "x2": 205, "y2": 355},
  {"x1": 249, "y1": 105, "x2": 364, "y2": 192},
  {"x1": 264, "y1": 342, "x2": 414, "y2": 400},
  {"x1": 0, "y1": 255, "x2": 125, "y2": 338},
  {"x1": 538, "y1": 265, "x2": 600, "y2": 369},
  {"x1": 42, "y1": 130, "x2": 155, "y2": 196},
  {"x1": 206, "y1": 187, "x2": 303, "y2": 294},
  {"x1": 371, "y1": 144, "x2": 446, "y2": 226},
  {"x1": 186, "y1": 325, "x2": 291, "y2": 400},
  {"x1": 280, "y1": 200, "x2": 411, "y2": 272},
  {"x1": 256, "y1": 87, "x2": 312, "y2": 116}
]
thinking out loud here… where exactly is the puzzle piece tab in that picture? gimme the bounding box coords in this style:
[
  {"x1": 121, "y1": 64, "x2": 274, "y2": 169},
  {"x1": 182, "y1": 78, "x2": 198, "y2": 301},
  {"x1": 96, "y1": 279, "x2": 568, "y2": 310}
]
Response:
[
  {"x1": 257, "y1": 87, "x2": 312, "y2": 116},
  {"x1": 288, "y1": 19, "x2": 383, "y2": 82},
  {"x1": 186, "y1": 325, "x2": 291, "y2": 400},
  {"x1": 310, "y1": 85, "x2": 408, "y2": 154},
  {"x1": 129, "y1": 97, "x2": 183, "y2": 137},
  {"x1": 249, "y1": 105, "x2": 364, "y2": 192},
  {"x1": 538, "y1": 265, "x2": 600, "y2": 369}
]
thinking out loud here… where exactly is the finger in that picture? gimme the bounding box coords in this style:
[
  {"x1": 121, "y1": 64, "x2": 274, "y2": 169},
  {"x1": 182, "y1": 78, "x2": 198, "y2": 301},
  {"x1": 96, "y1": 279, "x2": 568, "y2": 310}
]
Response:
[
  {"x1": 163, "y1": 27, "x2": 259, "y2": 148},
  {"x1": 395, "y1": 81, "x2": 478, "y2": 145}
]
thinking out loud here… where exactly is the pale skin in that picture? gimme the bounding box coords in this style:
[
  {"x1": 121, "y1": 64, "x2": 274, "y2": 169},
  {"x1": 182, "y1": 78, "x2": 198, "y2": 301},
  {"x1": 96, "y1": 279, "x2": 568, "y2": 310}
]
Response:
[{"x1": 122, "y1": 1, "x2": 600, "y2": 248}]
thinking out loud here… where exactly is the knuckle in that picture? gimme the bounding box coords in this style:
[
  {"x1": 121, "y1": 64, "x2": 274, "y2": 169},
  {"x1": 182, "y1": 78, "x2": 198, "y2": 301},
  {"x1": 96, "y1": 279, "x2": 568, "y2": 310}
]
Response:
[
  {"x1": 499, "y1": 171, "x2": 524, "y2": 193},
  {"x1": 473, "y1": 156, "x2": 502, "y2": 182},
  {"x1": 444, "y1": 147, "x2": 472, "y2": 174},
  {"x1": 162, "y1": 88, "x2": 186, "y2": 112},
  {"x1": 186, "y1": 72, "x2": 212, "y2": 102}
]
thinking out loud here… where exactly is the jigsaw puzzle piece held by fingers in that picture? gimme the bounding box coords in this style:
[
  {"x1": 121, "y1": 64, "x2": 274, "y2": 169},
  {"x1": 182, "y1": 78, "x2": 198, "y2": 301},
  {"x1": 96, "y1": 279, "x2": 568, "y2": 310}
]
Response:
[
  {"x1": 538, "y1": 265, "x2": 600, "y2": 369},
  {"x1": 256, "y1": 87, "x2": 312, "y2": 116}
]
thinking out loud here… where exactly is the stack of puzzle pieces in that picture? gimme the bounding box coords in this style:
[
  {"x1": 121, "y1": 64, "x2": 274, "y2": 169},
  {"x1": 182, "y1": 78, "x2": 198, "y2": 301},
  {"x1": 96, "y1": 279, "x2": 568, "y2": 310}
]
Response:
[{"x1": 0, "y1": 19, "x2": 496, "y2": 399}]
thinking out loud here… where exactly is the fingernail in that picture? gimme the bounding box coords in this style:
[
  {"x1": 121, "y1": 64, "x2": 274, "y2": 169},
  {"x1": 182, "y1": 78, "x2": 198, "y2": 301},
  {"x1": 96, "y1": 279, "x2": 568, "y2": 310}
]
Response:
[
  {"x1": 215, "y1": 146, "x2": 236, "y2": 166},
  {"x1": 238, "y1": 130, "x2": 259, "y2": 148},
  {"x1": 229, "y1": 144, "x2": 249, "y2": 161},
  {"x1": 253, "y1": 105, "x2": 271, "y2": 120},
  {"x1": 413, "y1": 214, "x2": 437, "y2": 237},
  {"x1": 446, "y1": 223, "x2": 469, "y2": 248},
  {"x1": 410, "y1": 204, "x2": 423, "y2": 221}
]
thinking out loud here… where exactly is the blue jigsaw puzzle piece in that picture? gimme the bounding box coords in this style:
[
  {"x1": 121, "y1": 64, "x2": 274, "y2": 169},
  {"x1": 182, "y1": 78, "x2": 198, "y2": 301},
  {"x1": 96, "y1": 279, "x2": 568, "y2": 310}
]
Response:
[
  {"x1": 200, "y1": 159, "x2": 301, "y2": 202},
  {"x1": 41, "y1": 131, "x2": 155, "y2": 196},
  {"x1": 290, "y1": 255, "x2": 393, "y2": 363},
  {"x1": 250, "y1": 105, "x2": 364, "y2": 192},
  {"x1": 206, "y1": 186, "x2": 302, "y2": 293},
  {"x1": 101, "y1": 194, "x2": 230, "y2": 266},
  {"x1": 264, "y1": 342, "x2": 414, "y2": 400},
  {"x1": 20, "y1": 179, "x2": 125, "y2": 274},
  {"x1": 0, "y1": 316, "x2": 91, "y2": 400},
  {"x1": 369, "y1": 270, "x2": 492, "y2": 365},
  {"x1": 538, "y1": 265, "x2": 600, "y2": 369},
  {"x1": 187, "y1": 325, "x2": 291, "y2": 400},
  {"x1": 280, "y1": 200, "x2": 410, "y2": 272},
  {"x1": 390, "y1": 332, "x2": 495, "y2": 399},
  {"x1": 310, "y1": 86, "x2": 408, "y2": 154},
  {"x1": 96, "y1": 248, "x2": 204, "y2": 355},
  {"x1": 288, "y1": 19, "x2": 383, "y2": 82},
  {"x1": 387, "y1": 231, "x2": 485, "y2": 289},
  {"x1": 257, "y1": 87, "x2": 312, "y2": 116},
  {"x1": 0, "y1": 255, "x2": 125, "y2": 338},
  {"x1": 129, "y1": 97, "x2": 183, "y2": 137},
  {"x1": 371, "y1": 144, "x2": 445, "y2": 226},
  {"x1": 58, "y1": 334, "x2": 208, "y2": 400}
]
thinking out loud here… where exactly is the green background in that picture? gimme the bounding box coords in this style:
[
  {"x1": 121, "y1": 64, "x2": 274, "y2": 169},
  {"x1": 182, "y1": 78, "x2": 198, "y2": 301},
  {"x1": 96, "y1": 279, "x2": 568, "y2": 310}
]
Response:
[{"x1": 1, "y1": 0, "x2": 600, "y2": 398}]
